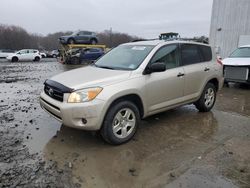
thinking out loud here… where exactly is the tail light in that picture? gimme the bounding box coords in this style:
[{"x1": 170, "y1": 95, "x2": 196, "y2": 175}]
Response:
[{"x1": 216, "y1": 56, "x2": 223, "y2": 66}]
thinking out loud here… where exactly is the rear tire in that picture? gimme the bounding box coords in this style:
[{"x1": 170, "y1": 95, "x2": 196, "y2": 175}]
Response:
[
  {"x1": 90, "y1": 39, "x2": 97, "y2": 45},
  {"x1": 11, "y1": 57, "x2": 18, "y2": 62},
  {"x1": 194, "y1": 83, "x2": 217, "y2": 112},
  {"x1": 101, "y1": 101, "x2": 140, "y2": 145},
  {"x1": 224, "y1": 81, "x2": 230, "y2": 87},
  {"x1": 34, "y1": 56, "x2": 40, "y2": 62}
]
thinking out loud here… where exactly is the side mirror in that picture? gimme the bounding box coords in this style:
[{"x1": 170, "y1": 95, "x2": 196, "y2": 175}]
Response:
[{"x1": 144, "y1": 62, "x2": 166, "y2": 74}]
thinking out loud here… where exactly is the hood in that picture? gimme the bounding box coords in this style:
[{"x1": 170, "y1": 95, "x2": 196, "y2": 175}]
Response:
[
  {"x1": 223, "y1": 58, "x2": 250, "y2": 66},
  {"x1": 50, "y1": 66, "x2": 132, "y2": 90},
  {"x1": 6, "y1": 53, "x2": 15, "y2": 58}
]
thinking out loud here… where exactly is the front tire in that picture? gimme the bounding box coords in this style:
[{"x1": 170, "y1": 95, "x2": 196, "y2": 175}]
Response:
[
  {"x1": 11, "y1": 57, "x2": 18, "y2": 62},
  {"x1": 194, "y1": 83, "x2": 217, "y2": 112},
  {"x1": 34, "y1": 56, "x2": 40, "y2": 62},
  {"x1": 101, "y1": 101, "x2": 140, "y2": 145},
  {"x1": 70, "y1": 57, "x2": 79, "y2": 64},
  {"x1": 68, "y1": 38, "x2": 75, "y2": 44},
  {"x1": 90, "y1": 39, "x2": 97, "y2": 45}
]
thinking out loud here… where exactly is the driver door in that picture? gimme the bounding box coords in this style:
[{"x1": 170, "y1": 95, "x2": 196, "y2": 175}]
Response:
[{"x1": 145, "y1": 44, "x2": 185, "y2": 113}]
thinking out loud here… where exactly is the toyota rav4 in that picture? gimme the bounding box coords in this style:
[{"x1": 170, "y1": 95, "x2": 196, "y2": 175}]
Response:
[{"x1": 40, "y1": 40, "x2": 223, "y2": 145}]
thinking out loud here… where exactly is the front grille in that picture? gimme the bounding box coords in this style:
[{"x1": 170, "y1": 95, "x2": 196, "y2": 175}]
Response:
[
  {"x1": 44, "y1": 85, "x2": 64, "y2": 102},
  {"x1": 224, "y1": 66, "x2": 249, "y2": 81},
  {"x1": 40, "y1": 97, "x2": 60, "y2": 111},
  {"x1": 44, "y1": 80, "x2": 74, "y2": 102},
  {"x1": 42, "y1": 105, "x2": 62, "y2": 120}
]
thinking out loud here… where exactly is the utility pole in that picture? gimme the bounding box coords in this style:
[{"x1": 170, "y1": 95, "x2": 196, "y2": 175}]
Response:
[{"x1": 110, "y1": 27, "x2": 113, "y2": 48}]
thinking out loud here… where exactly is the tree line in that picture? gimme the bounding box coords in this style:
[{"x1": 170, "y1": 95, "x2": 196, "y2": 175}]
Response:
[{"x1": 0, "y1": 24, "x2": 140, "y2": 51}]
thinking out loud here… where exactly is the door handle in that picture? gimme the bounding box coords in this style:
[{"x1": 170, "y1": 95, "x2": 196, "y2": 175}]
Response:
[
  {"x1": 177, "y1": 72, "x2": 185, "y2": 77},
  {"x1": 204, "y1": 67, "x2": 210, "y2": 72}
]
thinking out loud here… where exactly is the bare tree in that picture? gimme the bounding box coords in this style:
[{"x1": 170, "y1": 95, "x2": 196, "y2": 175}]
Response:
[{"x1": 0, "y1": 24, "x2": 141, "y2": 50}]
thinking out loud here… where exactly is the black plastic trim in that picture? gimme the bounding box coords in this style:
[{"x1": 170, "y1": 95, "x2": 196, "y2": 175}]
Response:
[
  {"x1": 44, "y1": 79, "x2": 74, "y2": 93},
  {"x1": 40, "y1": 97, "x2": 60, "y2": 111}
]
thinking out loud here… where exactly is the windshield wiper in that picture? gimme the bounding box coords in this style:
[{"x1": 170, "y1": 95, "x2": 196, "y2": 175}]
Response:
[{"x1": 94, "y1": 64, "x2": 114, "y2": 70}]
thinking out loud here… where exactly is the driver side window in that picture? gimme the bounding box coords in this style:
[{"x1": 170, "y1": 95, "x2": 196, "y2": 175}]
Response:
[
  {"x1": 19, "y1": 50, "x2": 28, "y2": 54},
  {"x1": 151, "y1": 44, "x2": 179, "y2": 69}
]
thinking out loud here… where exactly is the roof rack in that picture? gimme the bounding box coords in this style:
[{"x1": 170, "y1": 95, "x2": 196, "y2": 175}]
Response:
[{"x1": 164, "y1": 36, "x2": 209, "y2": 44}]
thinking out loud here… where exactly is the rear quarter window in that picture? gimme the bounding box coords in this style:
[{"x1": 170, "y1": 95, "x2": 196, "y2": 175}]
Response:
[
  {"x1": 181, "y1": 44, "x2": 201, "y2": 65},
  {"x1": 181, "y1": 44, "x2": 212, "y2": 66},
  {"x1": 199, "y1": 45, "x2": 212, "y2": 62}
]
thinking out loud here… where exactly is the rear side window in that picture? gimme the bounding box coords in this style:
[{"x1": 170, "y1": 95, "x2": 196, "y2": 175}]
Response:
[
  {"x1": 181, "y1": 44, "x2": 201, "y2": 65},
  {"x1": 89, "y1": 49, "x2": 99, "y2": 52},
  {"x1": 199, "y1": 45, "x2": 212, "y2": 62},
  {"x1": 83, "y1": 31, "x2": 92, "y2": 35}
]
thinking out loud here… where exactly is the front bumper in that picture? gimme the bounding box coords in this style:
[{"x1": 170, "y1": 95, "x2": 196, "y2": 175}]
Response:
[
  {"x1": 40, "y1": 91, "x2": 106, "y2": 130},
  {"x1": 224, "y1": 66, "x2": 250, "y2": 83},
  {"x1": 6, "y1": 56, "x2": 12, "y2": 61}
]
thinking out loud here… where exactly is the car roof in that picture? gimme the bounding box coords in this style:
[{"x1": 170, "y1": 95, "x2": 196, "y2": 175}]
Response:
[{"x1": 123, "y1": 40, "x2": 211, "y2": 47}]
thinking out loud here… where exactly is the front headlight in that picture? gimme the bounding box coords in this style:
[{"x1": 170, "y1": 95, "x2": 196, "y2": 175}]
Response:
[{"x1": 68, "y1": 87, "x2": 103, "y2": 103}]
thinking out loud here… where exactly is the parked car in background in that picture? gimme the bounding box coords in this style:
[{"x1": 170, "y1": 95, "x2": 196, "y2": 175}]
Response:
[
  {"x1": 7, "y1": 49, "x2": 42, "y2": 62},
  {"x1": 0, "y1": 49, "x2": 16, "y2": 58},
  {"x1": 59, "y1": 31, "x2": 98, "y2": 45},
  {"x1": 223, "y1": 45, "x2": 250, "y2": 84},
  {"x1": 69, "y1": 48, "x2": 104, "y2": 64},
  {"x1": 46, "y1": 50, "x2": 59, "y2": 58},
  {"x1": 52, "y1": 50, "x2": 59, "y2": 58},
  {"x1": 80, "y1": 48, "x2": 104, "y2": 62},
  {"x1": 40, "y1": 52, "x2": 47, "y2": 58},
  {"x1": 40, "y1": 40, "x2": 223, "y2": 144}
]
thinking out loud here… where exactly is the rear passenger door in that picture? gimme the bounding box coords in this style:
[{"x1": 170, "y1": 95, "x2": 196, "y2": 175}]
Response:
[
  {"x1": 180, "y1": 44, "x2": 209, "y2": 99},
  {"x1": 145, "y1": 44, "x2": 185, "y2": 112},
  {"x1": 18, "y1": 50, "x2": 29, "y2": 61},
  {"x1": 79, "y1": 31, "x2": 90, "y2": 43}
]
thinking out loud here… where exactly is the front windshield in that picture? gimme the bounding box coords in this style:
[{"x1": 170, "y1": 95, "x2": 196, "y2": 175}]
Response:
[
  {"x1": 71, "y1": 31, "x2": 79, "y2": 35},
  {"x1": 94, "y1": 45, "x2": 154, "y2": 70},
  {"x1": 230, "y1": 47, "x2": 250, "y2": 58}
]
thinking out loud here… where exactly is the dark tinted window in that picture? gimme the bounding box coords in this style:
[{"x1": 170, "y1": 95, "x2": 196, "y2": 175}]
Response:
[
  {"x1": 199, "y1": 45, "x2": 212, "y2": 61},
  {"x1": 181, "y1": 44, "x2": 201, "y2": 65},
  {"x1": 83, "y1": 31, "x2": 92, "y2": 35},
  {"x1": 151, "y1": 44, "x2": 179, "y2": 69},
  {"x1": 89, "y1": 48, "x2": 100, "y2": 52}
]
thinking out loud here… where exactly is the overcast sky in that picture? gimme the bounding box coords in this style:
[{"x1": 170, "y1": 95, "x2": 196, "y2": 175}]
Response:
[{"x1": 0, "y1": 0, "x2": 213, "y2": 38}]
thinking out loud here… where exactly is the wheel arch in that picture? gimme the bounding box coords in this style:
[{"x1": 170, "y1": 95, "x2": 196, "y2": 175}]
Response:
[
  {"x1": 12, "y1": 56, "x2": 18, "y2": 62},
  {"x1": 67, "y1": 37, "x2": 75, "y2": 43},
  {"x1": 90, "y1": 38, "x2": 98, "y2": 43},
  {"x1": 207, "y1": 78, "x2": 219, "y2": 91},
  {"x1": 105, "y1": 94, "x2": 144, "y2": 119},
  {"x1": 34, "y1": 56, "x2": 40, "y2": 61}
]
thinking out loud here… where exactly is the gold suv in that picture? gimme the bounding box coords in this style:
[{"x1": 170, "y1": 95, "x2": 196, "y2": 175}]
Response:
[{"x1": 40, "y1": 40, "x2": 224, "y2": 144}]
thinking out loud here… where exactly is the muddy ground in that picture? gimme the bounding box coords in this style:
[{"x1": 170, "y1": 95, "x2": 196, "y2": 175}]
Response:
[{"x1": 0, "y1": 59, "x2": 249, "y2": 188}]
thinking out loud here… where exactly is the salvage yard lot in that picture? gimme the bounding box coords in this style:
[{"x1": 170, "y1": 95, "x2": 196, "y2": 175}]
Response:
[{"x1": 0, "y1": 59, "x2": 249, "y2": 188}]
